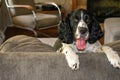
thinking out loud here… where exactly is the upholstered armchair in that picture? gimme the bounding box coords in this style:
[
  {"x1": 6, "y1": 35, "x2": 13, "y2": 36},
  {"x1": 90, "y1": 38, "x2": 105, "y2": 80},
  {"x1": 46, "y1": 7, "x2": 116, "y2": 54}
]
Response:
[
  {"x1": 104, "y1": 18, "x2": 120, "y2": 44},
  {"x1": 4, "y1": 0, "x2": 62, "y2": 36}
]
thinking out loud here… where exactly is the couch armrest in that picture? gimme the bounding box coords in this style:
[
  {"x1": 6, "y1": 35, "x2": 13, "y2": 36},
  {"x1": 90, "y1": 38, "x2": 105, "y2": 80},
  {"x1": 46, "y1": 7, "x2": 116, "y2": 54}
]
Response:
[{"x1": 0, "y1": 51, "x2": 120, "y2": 80}]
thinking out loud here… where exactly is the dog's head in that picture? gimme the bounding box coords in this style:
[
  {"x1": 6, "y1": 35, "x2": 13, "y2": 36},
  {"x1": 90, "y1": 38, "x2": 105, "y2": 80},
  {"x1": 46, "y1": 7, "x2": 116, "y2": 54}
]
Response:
[{"x1": 58, "y1": 9, "x2": 103, "y2": 50}]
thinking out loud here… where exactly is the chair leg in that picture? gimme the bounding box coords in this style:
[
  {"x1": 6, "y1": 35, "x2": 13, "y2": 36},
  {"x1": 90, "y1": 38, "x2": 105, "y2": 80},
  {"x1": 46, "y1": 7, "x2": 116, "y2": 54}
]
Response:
[{"x1": 31, "y1": 29, "x2": 38, "y2": 37}]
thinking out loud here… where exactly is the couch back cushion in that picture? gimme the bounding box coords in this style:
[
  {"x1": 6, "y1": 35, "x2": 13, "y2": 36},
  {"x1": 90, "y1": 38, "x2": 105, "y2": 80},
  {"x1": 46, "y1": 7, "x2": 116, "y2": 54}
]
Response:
[{"x1": 0, "y1": 35, "x2": 54, "y2": 52}]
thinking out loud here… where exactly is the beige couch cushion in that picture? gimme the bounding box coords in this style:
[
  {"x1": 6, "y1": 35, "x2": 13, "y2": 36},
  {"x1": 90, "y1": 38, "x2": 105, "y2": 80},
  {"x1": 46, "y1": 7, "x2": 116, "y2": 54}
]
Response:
[{"x1": 0, "y1": 35, "x2": 54, "y2": 52}]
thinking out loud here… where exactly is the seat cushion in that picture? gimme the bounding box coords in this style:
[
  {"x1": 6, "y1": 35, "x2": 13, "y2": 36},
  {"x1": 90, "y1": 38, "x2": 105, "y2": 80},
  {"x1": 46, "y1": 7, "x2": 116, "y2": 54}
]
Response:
[
  {"x1": 13, "y1": 14, "x2": 36, "y2": 28},
  {"x1": 13, "y1": 13, "x2": 59, "y2": 29},
  {"x1": 36, "y1": 13, "x2": 59, "y2": 28}
]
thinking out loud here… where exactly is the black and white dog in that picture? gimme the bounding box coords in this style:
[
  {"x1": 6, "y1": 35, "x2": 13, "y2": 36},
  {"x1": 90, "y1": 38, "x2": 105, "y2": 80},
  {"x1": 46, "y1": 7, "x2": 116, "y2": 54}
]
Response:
[{"x1": 57, "y1": 9, "x2": 120, "y2": 70}]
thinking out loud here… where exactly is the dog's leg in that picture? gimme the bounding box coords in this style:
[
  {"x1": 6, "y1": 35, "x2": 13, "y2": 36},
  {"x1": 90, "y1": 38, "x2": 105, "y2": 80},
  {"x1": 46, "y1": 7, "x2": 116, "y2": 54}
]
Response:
[
  {"x1": 102, "y1": 46, "x2": 120, "y2": 68},
  {"x1": 60, "y1": 43, "x2": 79, "y2": 70}
]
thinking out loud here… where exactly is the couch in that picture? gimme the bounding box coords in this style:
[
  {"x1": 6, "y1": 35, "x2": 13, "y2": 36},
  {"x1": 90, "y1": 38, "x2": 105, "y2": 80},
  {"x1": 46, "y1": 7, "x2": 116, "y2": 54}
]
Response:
[
  {"x1": 104, "y1": 18, "x2": 120, "y2": 44},
  {"x1": 0, "y1": 35, "x2": 120, "y2": 80}
]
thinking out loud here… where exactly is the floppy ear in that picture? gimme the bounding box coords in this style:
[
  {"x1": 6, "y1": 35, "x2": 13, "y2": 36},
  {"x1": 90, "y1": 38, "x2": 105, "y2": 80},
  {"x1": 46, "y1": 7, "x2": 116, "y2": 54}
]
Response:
[
  {"x1": 58, "y1": 13, "x2": 74, "y2": 44},
  {"x1": 88, "y1": 17, "x2": 104, "y2": 44}
]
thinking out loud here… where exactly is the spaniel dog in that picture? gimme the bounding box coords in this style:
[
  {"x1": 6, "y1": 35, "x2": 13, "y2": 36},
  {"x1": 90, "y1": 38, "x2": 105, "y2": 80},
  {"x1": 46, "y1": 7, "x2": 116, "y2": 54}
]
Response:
[{"x1": 57, "y1": 9, "x2": 120, "y2": 70}]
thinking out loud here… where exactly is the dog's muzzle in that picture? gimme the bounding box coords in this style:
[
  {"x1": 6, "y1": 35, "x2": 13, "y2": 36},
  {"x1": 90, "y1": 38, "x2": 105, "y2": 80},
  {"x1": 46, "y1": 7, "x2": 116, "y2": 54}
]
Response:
[{"x1": 75, "y1": 27, "x2": 89, "y2": 51}]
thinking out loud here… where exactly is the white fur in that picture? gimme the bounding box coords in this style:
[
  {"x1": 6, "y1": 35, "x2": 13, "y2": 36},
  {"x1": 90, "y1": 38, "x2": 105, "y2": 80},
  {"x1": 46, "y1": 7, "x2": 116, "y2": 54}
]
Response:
[
  {"x1": 102, "y1": 46, "x2": 120, "y2": 68},
  {"x1": 75, "y1": 20, "x2": 89, "y2": 39},
  {"x1": 61, "y1": 43, "x2": 79, "y2": 70}
]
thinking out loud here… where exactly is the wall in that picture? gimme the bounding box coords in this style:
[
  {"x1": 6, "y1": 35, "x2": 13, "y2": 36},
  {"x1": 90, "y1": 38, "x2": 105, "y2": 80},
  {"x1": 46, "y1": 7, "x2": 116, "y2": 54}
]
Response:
[
  {"x1": 77, "y1": 0, "x2": 87, "y2": 9},
  {"x1": 74, "y1": 0, "x2": 87, "y2": 9}
]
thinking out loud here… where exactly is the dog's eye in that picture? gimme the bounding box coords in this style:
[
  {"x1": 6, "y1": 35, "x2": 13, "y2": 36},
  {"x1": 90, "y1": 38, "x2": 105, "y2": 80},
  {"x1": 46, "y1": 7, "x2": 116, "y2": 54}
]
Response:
[
  {"x1": 84, "y1": 15, "x2": 90, "y2": 23},
  {"x1": 84, "y1": 15, "x2": 89, "y2": 20}
]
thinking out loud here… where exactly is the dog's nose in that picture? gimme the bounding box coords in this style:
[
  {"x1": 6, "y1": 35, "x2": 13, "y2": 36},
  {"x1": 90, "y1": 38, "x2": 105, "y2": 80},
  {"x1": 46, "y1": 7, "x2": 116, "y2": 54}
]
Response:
[{"x1": 80, "y1": 27, "x2": 87, "y2": 34}]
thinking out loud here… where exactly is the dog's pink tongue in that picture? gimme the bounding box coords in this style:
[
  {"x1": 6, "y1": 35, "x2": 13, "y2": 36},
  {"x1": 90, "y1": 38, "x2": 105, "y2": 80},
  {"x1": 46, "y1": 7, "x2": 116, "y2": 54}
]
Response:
[{"x1": 76, "y1": 38, "x2": 86, "y2": 50}]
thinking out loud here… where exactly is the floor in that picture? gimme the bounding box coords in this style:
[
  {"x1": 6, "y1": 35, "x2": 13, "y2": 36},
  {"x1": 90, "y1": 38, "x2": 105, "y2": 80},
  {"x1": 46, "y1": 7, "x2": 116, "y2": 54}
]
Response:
[{"x1": 4, "y1": 27, "x2": 58, "y2": 40}]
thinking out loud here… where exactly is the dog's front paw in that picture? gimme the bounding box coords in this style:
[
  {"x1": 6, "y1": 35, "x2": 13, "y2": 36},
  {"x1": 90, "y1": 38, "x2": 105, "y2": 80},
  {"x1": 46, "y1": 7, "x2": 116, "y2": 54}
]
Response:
[
  {"x1": 61, "y1": 43, "x2": 79, "y2": 70},
  {"x1": 102, "y1": 46, "x2": 120, "y2": 68},
  {"x1": 66, "y1": 54, "x2": 79, "y2": 70},
  {"x1": 108, "y1": 53, "x2": 120, "y2": 68}
]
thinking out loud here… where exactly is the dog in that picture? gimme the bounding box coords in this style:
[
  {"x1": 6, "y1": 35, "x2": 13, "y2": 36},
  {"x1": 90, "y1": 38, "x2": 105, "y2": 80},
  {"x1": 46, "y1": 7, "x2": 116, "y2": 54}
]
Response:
[{"x1": 57, "y1": 9, "x2": 120, "y2": 70}]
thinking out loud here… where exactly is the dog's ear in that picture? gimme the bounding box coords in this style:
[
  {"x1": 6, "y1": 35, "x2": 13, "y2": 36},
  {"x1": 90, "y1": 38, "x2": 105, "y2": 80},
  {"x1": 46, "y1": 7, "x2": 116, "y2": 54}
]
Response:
[
  {"x1": 88, "y1": 17, "x2": 104, "y2": 44},
  {"x1": 58, "y1": 13, "x2": 74, "y2": 44}
]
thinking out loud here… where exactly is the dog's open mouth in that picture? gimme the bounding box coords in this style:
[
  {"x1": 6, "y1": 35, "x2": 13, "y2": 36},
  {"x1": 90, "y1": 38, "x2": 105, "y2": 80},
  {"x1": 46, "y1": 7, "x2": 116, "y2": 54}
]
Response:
[{"x1": 75, "y1": 38, "x2": 86, "y2": 50}]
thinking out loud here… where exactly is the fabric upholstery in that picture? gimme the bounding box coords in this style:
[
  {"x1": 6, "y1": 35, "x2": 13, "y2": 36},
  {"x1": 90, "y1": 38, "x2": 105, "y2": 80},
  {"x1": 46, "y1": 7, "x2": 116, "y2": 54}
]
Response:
[
  {"x1": 105, "y1": 40, "x2": 120, "y2": 51},
  {"x1": 104, "y1": 18, "x2": 120, "y2": 44},
  {"x1": 13, "y1": 13, "x2": 59, "y2": 28},
  {"x1": 0, "y1": 35, "x2": 54, "y2": 52},
  {"x1": 0, "y1": 48, "x2": 120, "y2": 80},
  {"x1": 35, "y1": 13, "x2": 59, "y2": 28},
  {"x1": 13, "y1": 14, "x2": 36, "y2": 28},
  {"x1": 0, "y1": 35, "x2": 120, "y2": 80}
]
